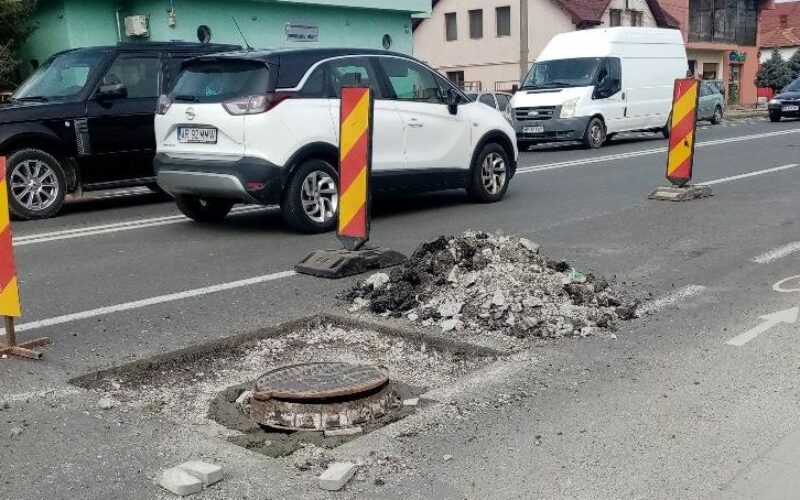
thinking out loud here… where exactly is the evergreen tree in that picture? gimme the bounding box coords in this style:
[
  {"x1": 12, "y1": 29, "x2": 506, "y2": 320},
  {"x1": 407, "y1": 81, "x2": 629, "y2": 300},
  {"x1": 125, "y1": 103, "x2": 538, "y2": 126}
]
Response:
[
  {"x1": 0, "y1": 0, "x2": 33, "y2": 89},
  {"x1": 756, "y1": 48, "x2": 793, "y2": 92},
  {"x1": 788, "y1": 49, "x2": 800, "y2": 80}
]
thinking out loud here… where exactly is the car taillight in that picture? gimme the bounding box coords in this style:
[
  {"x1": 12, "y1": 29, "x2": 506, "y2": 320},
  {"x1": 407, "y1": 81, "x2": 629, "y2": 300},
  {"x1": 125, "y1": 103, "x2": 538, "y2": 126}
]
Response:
[
  {"x1": 156, "y1": 94, "x2": 172, "y2": 115},
  {"x1": 222, "y1": 92, "x2": 295, "y2": 116}
]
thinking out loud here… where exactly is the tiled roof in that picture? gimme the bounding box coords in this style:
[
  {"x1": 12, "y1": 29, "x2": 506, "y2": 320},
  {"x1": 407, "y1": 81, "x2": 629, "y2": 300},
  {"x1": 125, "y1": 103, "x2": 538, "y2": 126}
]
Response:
[
  {"x1": 761, "y1": 1, "x2": 800, "y2": 48},
  {"x1": 762, "y1": 27, "x2": 800, "y2": 48}
]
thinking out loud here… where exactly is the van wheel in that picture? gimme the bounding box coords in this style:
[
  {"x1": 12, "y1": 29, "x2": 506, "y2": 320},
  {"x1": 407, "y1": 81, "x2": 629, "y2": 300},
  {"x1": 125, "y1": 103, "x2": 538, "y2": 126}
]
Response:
[
  {"x1": 175, "y1": 195, "x2": 234, "y2": 223},
  {"x1": 6, "y1": 148, "x2": 67, "y2": 220},
  {"x1": 582, "y1": 118, "x2": 606, "y2": 149},
  {"x1": 769, "y1": 110, "x2": 782, "y2": 122},
  {"x1": 282, "y1": 159, "x2": 338, "y2": 233},
  {"x1": 711, "y1": 106, "x2": 723, "y2": 125},
  {"x1": 467, "y1": 143, "x2": 510, "y2": 203}
]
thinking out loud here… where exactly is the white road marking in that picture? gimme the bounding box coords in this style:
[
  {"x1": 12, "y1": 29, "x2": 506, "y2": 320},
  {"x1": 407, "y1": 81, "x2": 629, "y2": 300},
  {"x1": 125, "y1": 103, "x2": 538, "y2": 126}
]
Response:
[
  {"x1": 701, "y1": 163, "x2": 800, "y2": 186},
  {"x1": 726, "y1": 307, "x2": 799, "y2": 347},
  {"x1": 773, "y1": 275, "x2": 800, "y2": 293},
  {"x1": 13, "y1": 205, "x2": 268, "y2": 246},
  {"x1": 517, "y1": 128, "x2": 800, "y2": 175},
  {"x1": 0, "y1": 388, "x2": 83, "y2": 404},
  {"x1": 753, "y1": 242, "x2": 800, "y2": 264},
  {"x1": 0, "y1": 270, "x2": 297, "y2": 336},
  {"x1": 637, "y1": 285, "x2": 706, "y2": 316}
]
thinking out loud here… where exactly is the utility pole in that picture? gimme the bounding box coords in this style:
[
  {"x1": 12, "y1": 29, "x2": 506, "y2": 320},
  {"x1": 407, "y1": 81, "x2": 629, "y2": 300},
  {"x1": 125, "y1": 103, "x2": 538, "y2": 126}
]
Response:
[{"x1": 519, "y1": 0, "x2": 530, "y2": 84}]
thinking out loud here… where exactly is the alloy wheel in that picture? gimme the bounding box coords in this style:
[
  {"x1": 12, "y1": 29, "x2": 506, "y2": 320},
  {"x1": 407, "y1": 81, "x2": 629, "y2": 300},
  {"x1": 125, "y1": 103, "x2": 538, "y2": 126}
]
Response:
[
  {"x1": 300, "y1": 171, "x2": 338, "y2": 223},
  {"x1": 481, "y1": 152, "x2": 507, "y2": 195},
  {"x1": 9, "y1": 159, "x2": 60, "y2": 211}
]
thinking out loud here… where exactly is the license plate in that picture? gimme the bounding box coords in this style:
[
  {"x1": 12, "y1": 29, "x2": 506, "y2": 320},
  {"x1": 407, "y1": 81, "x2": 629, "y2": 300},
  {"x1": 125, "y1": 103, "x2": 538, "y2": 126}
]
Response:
[
  {"x1": 523, "y1": 126, "x2": 545, "y2": 134},
  {"x1": 177, "y1": 127, "x2": 218, "y2": 144},
  {"x1": 783, "y1": 105, "x2": 800, "y2": 112}
]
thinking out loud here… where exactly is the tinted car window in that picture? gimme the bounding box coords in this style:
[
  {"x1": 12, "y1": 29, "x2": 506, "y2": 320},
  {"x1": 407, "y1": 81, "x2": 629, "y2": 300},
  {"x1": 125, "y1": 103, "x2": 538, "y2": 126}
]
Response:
[
  {"x1": 479, "y1": 94, "x2": 496, "y2": 107},
  {"x1": 298, "y1": 64, "x2": 328, "y2": 98},
  {"x1": 171, "y1": 60, "x2": 270, "y2": 103},
  {"x1": 378, "y1": 57, "x2": 445, "y2": 104},
  {"x1": 102, "y1": 54, "x2": 160, "y2": 99},
  {"x1": 328, "y1": 57, "x2": 382, "y2": 98},
  {"x1": 13, "y1": 51, "x2": 107, "y2": 101},
  {"x1": 496, "y1": 94, "x2": 511, "y2": 110}
]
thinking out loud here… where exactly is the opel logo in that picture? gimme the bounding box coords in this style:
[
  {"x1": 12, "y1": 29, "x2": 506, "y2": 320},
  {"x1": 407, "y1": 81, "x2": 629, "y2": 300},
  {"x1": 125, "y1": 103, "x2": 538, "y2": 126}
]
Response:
[{"x1": 186, "y1": 107, "x2": 196, "y2": 121}]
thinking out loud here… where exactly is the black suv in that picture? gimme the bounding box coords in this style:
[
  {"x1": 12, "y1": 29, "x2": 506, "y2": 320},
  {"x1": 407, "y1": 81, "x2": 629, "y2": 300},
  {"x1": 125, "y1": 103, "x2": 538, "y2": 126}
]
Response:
[{"x1": 0, "y1": 42, "x2": 239, "y2": 219}]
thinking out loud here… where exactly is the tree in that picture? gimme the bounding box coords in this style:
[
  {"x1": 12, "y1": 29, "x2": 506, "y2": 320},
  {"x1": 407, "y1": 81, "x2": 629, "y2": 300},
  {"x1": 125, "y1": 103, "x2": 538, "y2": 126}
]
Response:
[
  {"x1": 756, "y1": 48, "x2": 793, "y2": 92},
  {"x1": 788, "y1": 49, "x2": 800, "y2": 80},
  {"x1": 0, "y1": 0, "x2": 33, "y2": 89}
]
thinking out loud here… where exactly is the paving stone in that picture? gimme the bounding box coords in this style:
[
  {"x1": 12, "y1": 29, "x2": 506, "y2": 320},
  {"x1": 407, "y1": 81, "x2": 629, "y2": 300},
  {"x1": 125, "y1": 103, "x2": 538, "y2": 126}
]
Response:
[
  {"x1": 158, "y1": 467, "x2": 203, "y2": 497},
  {"x1": 323, "y1": 426, "x2": 363, "y2": 438},
  {"x1": 318, "y1": 462, "x2": 357, "y2": 491},
  {"x1": 178, "y1": 461, "x2": 223, "y2": 486}
]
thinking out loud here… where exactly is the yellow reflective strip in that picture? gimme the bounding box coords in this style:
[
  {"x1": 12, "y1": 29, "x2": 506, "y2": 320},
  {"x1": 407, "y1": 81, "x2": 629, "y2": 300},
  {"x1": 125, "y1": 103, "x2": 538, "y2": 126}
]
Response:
[
  {"x1": 338, "y1": 167, "x2": 367, "y2": 230},
  {"x1": 672, "y1": 84, "x2": 698, "y2": 127},
  {"x1": 667, "y1": 131, "x2": 694, "y2": 174},
  {"x1": 0, "y1": 177, "x2": 8, "y2": 229},
  {"x1": 340, "y1": 93, "x2": 370, "y2": 160},
  {"x1": 0, "y1": 275, "x2": 21, "y2": 317}
]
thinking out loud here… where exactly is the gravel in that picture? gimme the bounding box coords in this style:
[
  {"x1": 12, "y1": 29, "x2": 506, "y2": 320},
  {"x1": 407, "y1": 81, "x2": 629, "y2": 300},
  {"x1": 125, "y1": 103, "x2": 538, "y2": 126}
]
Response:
[{"x1": 347, "y1": 231, "x2": 638, "y2": 339}]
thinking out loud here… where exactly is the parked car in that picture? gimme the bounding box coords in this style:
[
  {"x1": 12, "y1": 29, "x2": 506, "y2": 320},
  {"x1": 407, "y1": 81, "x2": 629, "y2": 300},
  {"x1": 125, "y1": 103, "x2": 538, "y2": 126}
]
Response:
[
  {"x1": 466, "y1": 92, "x2": 513, "y2": 112},
  {"x1": 155, "y1": 48, "x2": 518, "y2": 233},
  {"x1": 768, "y1": 78, "x2": 800, "y2": 122},
  {"x1": 0, "y1": 41, "x2": 240, "y2": 220},
  {"x1": 697, "y1": 81, "x2": 724, "y2": 124},
  {"x1": 508, "y1": 28, "x2": 688, "y2": 149}
]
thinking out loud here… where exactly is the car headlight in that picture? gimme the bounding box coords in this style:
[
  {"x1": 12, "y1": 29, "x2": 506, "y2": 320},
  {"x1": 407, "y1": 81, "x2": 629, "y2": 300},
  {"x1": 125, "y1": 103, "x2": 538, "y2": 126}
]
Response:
[
  {"x1": 560, "y1": 98, "x2": 579, "y2": 119},
  {"x1": 769, "y1": 98, "x2": 782, "y2": 106},
  {"x1": 503, "y1": 105, "x2": 514, "y2": 123}
]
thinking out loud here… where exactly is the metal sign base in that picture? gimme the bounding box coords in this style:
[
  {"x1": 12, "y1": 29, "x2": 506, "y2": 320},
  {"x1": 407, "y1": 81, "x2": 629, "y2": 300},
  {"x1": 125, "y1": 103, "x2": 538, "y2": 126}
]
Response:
[
  {"x1": 295, "y1": 247, "x2": 406, "y2": 279},
  {"x1": 649, "y1": 184, "x2": 713, "y2": 202},
  {"x1": 1, "y1": 316, "x2": 49, "y2": 360}
]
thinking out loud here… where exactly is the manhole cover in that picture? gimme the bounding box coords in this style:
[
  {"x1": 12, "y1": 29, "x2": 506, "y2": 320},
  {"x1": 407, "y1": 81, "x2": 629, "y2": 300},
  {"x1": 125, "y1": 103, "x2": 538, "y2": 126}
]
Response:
[{"x1": 254, "y1": 362, "x2": 389, "y2": 401}]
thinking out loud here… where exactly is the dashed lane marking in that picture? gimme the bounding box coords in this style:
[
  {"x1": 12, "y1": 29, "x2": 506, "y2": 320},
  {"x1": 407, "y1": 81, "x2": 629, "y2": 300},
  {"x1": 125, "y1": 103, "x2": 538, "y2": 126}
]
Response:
[
  {"x1": 700, "y1": 163, "x2": 799, "y2": 186},
  {"x1": 752, "y1": 242, "x2": 800, "y2": 264}
]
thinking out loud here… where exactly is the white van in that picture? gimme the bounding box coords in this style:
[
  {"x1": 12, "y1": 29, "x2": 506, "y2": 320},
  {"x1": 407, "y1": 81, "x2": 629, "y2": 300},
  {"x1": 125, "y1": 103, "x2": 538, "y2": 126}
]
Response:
[{"x1": 507, "y1": 28, "x2": 688, "y2": 149}]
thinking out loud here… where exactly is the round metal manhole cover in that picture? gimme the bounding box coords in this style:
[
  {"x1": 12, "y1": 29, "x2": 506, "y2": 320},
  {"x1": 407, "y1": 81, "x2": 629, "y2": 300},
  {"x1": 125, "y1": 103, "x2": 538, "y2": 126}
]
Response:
[{"x1": 254, "y1": 362, "x2": 389, "y2": 401}]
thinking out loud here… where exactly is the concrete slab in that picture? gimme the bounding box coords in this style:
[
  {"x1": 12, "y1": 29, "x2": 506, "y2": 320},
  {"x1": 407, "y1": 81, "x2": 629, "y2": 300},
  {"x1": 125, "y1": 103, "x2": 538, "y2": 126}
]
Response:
[
  {"x1": 158, "y1": 467, "x2": 203, "y2": 497},
  {"x1": 649, "y1": 184, "x2": 713, "y2": 202},
  {"x1": 318, "y1": 462, "x2": 357, "y2": 491},
  {"x1": 177, "y1": 461, "x2": 223, "y2": 486}
]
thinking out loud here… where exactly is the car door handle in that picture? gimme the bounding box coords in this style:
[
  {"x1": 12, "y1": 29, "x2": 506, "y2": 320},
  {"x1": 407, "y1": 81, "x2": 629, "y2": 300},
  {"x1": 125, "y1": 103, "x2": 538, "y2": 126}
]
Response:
[{"x1": 407, "y1": 119, "x2": 424, "y2": 128}]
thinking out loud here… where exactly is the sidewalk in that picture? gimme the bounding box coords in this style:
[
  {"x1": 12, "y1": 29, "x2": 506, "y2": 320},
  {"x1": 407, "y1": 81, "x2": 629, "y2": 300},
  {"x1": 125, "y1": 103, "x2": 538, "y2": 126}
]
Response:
[{"x1": 726, "y1": 105, "x2": 768, "y2": 120}]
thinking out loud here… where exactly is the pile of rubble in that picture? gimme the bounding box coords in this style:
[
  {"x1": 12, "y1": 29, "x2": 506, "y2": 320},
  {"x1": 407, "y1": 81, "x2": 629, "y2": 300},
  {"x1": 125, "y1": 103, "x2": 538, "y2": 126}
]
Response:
[{"x1": 347, "y1": 231, "x2": 637, "y2": 338}]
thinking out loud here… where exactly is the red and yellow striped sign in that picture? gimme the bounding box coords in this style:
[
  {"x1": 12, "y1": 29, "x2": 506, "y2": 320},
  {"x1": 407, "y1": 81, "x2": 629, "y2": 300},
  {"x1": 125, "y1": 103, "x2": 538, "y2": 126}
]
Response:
[
  {"x1": 337, "y1": 87, "x2": 374, "y2": 251},
  {"x1": 0, "y1": 157, "x2": 21, "y2": 317},
  {"x1": 666, "y1": 78, "x2": 700, "y2": 187}
]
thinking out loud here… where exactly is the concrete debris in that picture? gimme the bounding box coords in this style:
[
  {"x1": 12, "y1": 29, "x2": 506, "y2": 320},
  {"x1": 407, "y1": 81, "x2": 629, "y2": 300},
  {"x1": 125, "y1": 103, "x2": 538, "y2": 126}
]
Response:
[
  {"x1": 8, "y1": 426, "x2": 22, "y2": 438},
  {"x1": 443, "y1": 454, "x2": 453, "y2": 462},
  {"x1": 157, "y1": 467, "x2": 203, "y2": 497},
  {"x1": 365, "y1": 272, "x2": 390, "y2": 290},
  {"x1": 97, "y1": 397, "x2": 116, "y2": 410},
  {"x1": 402, "y1": 398, "x2": 419, "y2": 407},
  {"x1": 348, "y1": 231, "x2": 637, "y2": 339},
  {"x1": 318, "y1": 462, "x2": 358, "y2": 491},
  {"x1": 177, "y1": 461, "x2": 223, "y2": 486}
]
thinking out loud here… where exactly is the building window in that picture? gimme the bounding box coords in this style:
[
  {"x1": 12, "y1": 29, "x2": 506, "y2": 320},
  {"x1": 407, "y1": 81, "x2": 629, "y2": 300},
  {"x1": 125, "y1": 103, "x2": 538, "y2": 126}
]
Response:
[
  {"x1": 382, "y1": 34, "x2": 392, "y2": 50},
  {"x1": 780, "y1": 14, "x2": 789, "y2": 28},
  {"x1": 610, "y1": 9, "x2": 622, "y2": 27},
  {"x1": 689, "y1": 0, "x2": 757, "y2": 46},
  {"x1": 630, "y1": 11, "x2": 643, "y2": 27},
  {"x1": 688, "y1": 60, "x2": 697, "y2": 76},
  {"x1": 446, "y1": 71, "x2": 464, "y2": 86},
  {"x1": 197, "y1": 25, "x2": 212, "y2": 43},
  {"x1": 469, "y1": 9, "x2": 483, "y2": 39},
  {"x1": 702, "y1": 62, "x2": 719, "y2": 80},
  {"x1": 445, "y1": 12, "x2": 457, "y2": 41},
  {"x1": 496, "y1": 6, "x2": 511, "y2": 36}
]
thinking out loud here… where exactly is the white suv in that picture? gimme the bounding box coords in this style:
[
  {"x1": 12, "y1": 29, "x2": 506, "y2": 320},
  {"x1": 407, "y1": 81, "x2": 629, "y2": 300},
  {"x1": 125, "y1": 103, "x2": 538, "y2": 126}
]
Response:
[{"x1": 155, "y1": 49, "x2": 518, "y2": 233}]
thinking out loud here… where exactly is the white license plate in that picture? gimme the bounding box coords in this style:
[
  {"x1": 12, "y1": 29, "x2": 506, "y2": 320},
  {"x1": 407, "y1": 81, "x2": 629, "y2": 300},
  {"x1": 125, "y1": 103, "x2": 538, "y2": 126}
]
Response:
[
  {"x1": 178, "y1": 127, "x2": 218, "y2": 144},
  {"x1": 523, "y1": 126, "x2": 545, "y2": 134},
  {"x1": 783, "y1": 105, "x2": 800, "y2": 112}
]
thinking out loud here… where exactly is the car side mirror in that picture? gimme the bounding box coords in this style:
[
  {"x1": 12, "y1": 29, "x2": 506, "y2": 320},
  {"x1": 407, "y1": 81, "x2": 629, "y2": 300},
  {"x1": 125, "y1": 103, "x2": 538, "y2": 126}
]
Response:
[
  {"x1": 97, "y1": 83, "x2": 128, "y2": 100},
  {"x1": 447, "y1": 88, "x2": 460, "y2": 115}
]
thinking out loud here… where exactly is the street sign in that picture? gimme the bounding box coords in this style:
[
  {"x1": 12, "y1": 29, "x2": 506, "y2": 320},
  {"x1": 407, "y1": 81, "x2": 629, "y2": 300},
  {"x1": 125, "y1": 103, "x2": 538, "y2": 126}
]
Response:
[
  {"x1": 337, "y1": 86, "x2": 374, "y2": 251},
  {"x1": 666, "y1": 78, "x2": 700, "y2": 187}
]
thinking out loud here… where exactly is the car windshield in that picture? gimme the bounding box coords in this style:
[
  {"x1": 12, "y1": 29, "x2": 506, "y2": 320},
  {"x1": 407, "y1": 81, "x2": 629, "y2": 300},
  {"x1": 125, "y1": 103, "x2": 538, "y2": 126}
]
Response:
[
  {"x1": 784, "y1": 79, "x2": 800, "y2": 93},
  {"x1": 170, "y1": 60, "x2": 270, "y2": 103},
  {"x1": 521, "y1": 57, "x2": 602, "y2": 90},
  {"x1": 12, "y1": 51, "x2": 107, "y2": 101}
]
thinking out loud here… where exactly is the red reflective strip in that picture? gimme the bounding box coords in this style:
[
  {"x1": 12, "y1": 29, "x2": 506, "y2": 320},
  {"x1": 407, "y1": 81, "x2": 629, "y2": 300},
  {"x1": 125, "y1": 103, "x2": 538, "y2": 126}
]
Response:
[
  {"x1": 339, "y1": 131, "x2": 368, "y2": 193},
  {"x1": 669, "y1": 157, "x2": 692, "y2": 181},
  {"x1": 340, "y1": 204, "x2": 366, "y2": 237},
  {"x1": 341, "y1": 88, "x2": 367, "y2": 124},
  {"x1": 0, "y1": 225, "x2": 16, "y2": 289},
  {"x1": 668, "y1": 112, "x2": 696, "y2": 150},
  {"x1": 0, "y1": 157, "x2": 5, "y2": 178}
]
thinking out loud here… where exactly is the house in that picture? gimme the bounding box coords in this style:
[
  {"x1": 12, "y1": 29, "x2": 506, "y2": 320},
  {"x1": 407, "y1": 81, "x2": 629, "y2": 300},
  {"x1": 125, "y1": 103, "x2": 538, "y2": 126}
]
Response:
[
  {"x1": 659, "y1": 0, "x2": 775, "y2": 105},
  {"x1": 20, "y1": 0, "x2": 430, "y2": 76},
  {"x1": 759, "y1": 0, "x2": 800, "y2": 63},
  {"x1": 412, "y1": 0, "x2": 678, "y2": 93}
]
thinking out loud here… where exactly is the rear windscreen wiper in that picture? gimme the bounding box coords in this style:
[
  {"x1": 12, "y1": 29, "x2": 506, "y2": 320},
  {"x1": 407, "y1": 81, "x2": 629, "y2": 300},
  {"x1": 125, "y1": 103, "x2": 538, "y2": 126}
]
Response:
[{"x1": 14, "y1": 96, "x2": 50, "y2": 102}]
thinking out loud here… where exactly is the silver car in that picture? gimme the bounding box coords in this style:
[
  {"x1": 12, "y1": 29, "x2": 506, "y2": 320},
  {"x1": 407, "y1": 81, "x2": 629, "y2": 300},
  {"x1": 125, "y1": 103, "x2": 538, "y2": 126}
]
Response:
[{"x1": 697, "y1": 81, "x2": 724, "y2": 124}]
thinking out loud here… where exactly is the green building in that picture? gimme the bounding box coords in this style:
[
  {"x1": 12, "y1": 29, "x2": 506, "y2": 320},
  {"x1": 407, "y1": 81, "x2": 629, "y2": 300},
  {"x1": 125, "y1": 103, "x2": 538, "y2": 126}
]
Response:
[{"x1": 21, "y1": 0, "x2": 430, "y2": 75}]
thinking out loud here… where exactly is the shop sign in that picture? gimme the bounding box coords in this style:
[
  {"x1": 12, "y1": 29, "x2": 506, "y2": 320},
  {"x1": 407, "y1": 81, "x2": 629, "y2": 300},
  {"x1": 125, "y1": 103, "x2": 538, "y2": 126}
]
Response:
[
  {"x1": 729, "y1": 51, "x2": 747, "y2": 63},
  {"x1": 286, "y1": 23, "x2": 319, "y2": 42}
]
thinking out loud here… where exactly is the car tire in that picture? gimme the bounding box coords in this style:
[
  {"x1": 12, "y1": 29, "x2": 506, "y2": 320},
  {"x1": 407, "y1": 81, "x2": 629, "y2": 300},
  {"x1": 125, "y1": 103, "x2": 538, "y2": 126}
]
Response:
[
  {"x1": 582, "y1": 117, "x2": 606, "y2": 149},
  {"x1": 281, "y1": 159, "x2": 339, "y2": 234},
  {"x1": 605, "y1": 132, "x2": 617, "y2": 143},
  {"x1": 769, "y1": 110, "x2": 782, "y2": 122},
  {"x1": 711, "y1": 106, "x2": 723, "y2": 125},
  {"x1": 175, "y1": 194, "x2": 234, "y2": 223},
  {"x1": 517, "y1": 141, "x2": 531, "y2": 153},
  {"x1": 466, "y1": 143, "x2": 511, "y2": 203},
  {"x1": 5, "y1": 148, "x2": 67, "y2": 220}
]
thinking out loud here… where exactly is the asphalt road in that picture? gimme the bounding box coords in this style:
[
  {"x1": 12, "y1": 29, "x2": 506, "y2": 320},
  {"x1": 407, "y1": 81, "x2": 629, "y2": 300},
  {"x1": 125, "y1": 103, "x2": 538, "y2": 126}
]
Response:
[{"x1": 4, "y1": 116, "x2": 800, "y2": 499}]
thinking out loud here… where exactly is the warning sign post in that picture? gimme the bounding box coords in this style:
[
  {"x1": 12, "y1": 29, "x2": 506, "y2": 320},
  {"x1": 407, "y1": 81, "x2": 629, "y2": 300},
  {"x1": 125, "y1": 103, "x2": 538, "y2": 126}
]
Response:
[
  {"x1": 650, "y1": 78, "x2": 713, "y2": 202},
  {"x1": 0, "y1": 157, "x2": 49, "y2": 359},
  {"x1": 295, "y1": 87, "x2": 406, "y2": 278}
]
